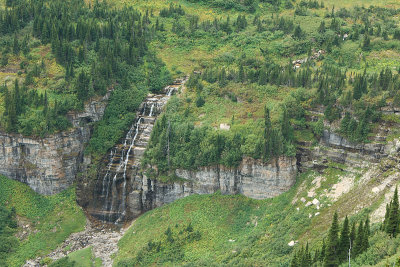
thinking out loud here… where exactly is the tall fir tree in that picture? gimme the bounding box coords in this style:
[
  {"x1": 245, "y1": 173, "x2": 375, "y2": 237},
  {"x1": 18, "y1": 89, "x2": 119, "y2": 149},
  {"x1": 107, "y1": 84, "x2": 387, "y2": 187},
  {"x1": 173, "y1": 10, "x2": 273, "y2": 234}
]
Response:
[
  {"x1": 354, "y1": 221, "x2": 364, "y2": 256},
  {"x1": 338, "y1": 216, "x2": 350, "y2": 262},
  {"x1": 264, "y1": 106, "x2": 272, "y2": 160},
  {"x1": 324, "y1": 212, "x2": 340, "y2": 267},
  {"x1": 386, "y1": 186, "x2": 399, "y2": 237}
]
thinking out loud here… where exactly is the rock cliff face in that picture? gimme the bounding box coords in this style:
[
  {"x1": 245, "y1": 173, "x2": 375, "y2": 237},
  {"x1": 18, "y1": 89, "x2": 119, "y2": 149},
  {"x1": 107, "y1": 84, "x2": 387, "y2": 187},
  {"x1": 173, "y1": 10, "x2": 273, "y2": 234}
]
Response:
[
  {"x1": 136, "y1": 156, "x2": 297, "y2": 211},
  {"x1": 0, "y1": 95, "x2": 108, "y2": 195},
  {"x1": 298, "y1": 128, "x2": 400, "y2": 171},
  {"x1": 79, "y1": 154, "x2": 297, "y2": 224}
]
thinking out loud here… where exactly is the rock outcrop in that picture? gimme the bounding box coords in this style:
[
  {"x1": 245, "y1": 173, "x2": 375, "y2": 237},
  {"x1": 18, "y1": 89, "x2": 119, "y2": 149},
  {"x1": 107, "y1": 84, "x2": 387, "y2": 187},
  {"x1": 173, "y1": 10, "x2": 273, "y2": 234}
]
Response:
[
  {"x1": 0, "y1": 95, "x2": 108, "y2": 195},
  {"x1": 137, "y1": 156, "x2": 297, "y2": 210},
  {"x1": 298, "y1": 128, "x2": 400, "y2": 171}
]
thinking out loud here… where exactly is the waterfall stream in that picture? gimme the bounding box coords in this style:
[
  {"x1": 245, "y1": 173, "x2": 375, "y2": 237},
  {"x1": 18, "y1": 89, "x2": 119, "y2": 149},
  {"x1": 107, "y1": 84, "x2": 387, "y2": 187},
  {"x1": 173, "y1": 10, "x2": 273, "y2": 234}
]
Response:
[{"x1": 98, "y1": 78, "x2": 186, "y2": 224}]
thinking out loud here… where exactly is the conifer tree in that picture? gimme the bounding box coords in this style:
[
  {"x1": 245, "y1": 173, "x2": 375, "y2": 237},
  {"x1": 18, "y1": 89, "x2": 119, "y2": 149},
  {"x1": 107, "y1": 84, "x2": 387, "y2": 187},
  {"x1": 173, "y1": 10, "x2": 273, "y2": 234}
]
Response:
[
  {"x1": 264, "y1": 106, "x2": 272, "y2": 160},
  {"x1": 238, "y1": 64, "x2": 245, "y2": 83},
  {"x1": 320, "y1": 238, "x2": 326, "y2": 262},
  {"x1": 383, "y1": 202, "x2": 391, "y2": 230},
  {"x1": 354, "y1": 221, "x2": 364, "y2": 256},
  {"x1": 386, "y1": 186, "x2": 399, "y2": 237},
  {"x1": 350, "y1": 221, "x2": 356, "y2": 247},
  {"x1": 339, "y1": 216, "x2": 350, "y2": 262},
  {"x1": 324, "y1": 212, "x2": 340, "y2": 267}
]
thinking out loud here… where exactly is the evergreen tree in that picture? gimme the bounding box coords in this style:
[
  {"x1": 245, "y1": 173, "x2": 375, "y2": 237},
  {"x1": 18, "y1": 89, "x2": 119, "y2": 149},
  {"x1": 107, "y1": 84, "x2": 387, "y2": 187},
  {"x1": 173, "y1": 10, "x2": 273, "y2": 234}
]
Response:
[
  {"x1": 353, "y1": 221, "x2": 364, "y2": 256},
  {"x1": 264, "y1": 106, "x2": 272, "y2": 160},
  {"x1": 362, "y1": 34, "x2": 371, "y2": 51},
  {"x1": 350, "y1": 221, "x2": 356, "y2": 247},
  {"x1": 324, "y1": 212, "x2": 340, "y2": 267},
  {"x1": 320, "y1": 238, "x2": 326, "y2": 262},
  {"x1": 386, "y1": 186, "x2": 399, "y2": 237},
  {"x1": 318, "y1": 21, "x2": 326, "y2": 33},
  {"x1": 293, "y1": 25, "x2": 303, "y2": 39},
  {"x1": 383, "y1": 203, "x2": 390, "y2": 230},
  {"x1": 338, "y1": 216, "x2": 350, "y2": 262},
  {"x1": 238, "y1": 64, "x2": 245, "y2": 83}
]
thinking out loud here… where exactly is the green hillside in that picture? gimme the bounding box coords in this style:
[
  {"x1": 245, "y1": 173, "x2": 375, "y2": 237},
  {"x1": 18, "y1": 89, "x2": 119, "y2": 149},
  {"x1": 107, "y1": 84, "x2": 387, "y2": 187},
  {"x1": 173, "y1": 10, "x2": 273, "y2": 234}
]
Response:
[
  {"x1": 0, "y1": 175, "x2": 86, "y2": 267},
  {"x1": 115, "y1": 166, "x2": 400, "y2": 266}
]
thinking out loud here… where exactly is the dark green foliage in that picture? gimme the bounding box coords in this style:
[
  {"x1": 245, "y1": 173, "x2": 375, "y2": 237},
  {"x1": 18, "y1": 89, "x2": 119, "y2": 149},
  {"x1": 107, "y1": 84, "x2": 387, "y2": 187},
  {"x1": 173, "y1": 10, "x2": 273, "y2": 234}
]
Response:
[
  {"x1": 295, "y1": 212, "x2": 371, "y2": 267},
  {"x1": 159, "y1": 4, "x2": 185, "y2": 18},
  {"x1": 1, "y1": 0, "x2": 165, "y2": 139},
  {"x1": 186, "y1": 0, "x2": 258, "y2": 12},
  {"x1": 0, "y1": 206, "x2": 18, "y2": 266},
  {"x1": 384, "y1": 187, "x2": 399, "y2": 237},
  {"x1": 118, "y1": 223, "x2": 202, "y2": 266},
  {"x1": 324, "y1": 212, "x2": 340, "y2": 267},
  {"x1": 338, "y1": 216, "x2": 350, "y2": 262},
  {"x1": 49, "y1": 257, "x2": 76, "y2": 267}
]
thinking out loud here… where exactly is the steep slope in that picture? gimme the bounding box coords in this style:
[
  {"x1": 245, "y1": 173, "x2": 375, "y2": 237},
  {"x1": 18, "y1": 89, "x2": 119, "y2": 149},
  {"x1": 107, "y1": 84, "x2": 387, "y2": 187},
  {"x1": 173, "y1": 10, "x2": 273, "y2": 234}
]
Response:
[
  {"x1": 114, "y1": 145, "x2": 400, "y2": 266},
  {"x1": 0, "y1": 175, "x2": 86, "y2": 267}
]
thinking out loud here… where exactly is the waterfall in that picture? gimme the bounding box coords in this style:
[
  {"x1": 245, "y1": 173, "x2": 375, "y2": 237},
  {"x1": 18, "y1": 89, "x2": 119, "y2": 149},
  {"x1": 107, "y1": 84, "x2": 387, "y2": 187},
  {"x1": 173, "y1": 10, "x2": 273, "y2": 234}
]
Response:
[
  {"x1": 142, "y1": 103, "x2": 147, "y2": 116},
  {"x1": 98, "y1": 77, "x2": 187, "y2": 224},
  {"x1": 115, "y1": 117, "x2": 142, "y2": 223},
  {"x1": 149, "y1": 103, "x2": 155, "y2": 117}
]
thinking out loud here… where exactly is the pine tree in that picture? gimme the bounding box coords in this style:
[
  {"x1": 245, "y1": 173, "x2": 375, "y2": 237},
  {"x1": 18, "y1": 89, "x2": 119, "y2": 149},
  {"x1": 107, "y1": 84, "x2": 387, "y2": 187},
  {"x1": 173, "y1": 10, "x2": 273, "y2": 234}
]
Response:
[
  {"x1": 386, "y1": 186, "x2": 399, "y2": 237},
  {"x1": 383, "y1": 203, "x2": 390, "y2": 230},
  {"x1": 258, "y1": 67, "x2": 267, "y2": 85},
  {"x1": 281, "y1": 107, "x2": 293, "y2": 142},
  {"x1": 14, "y1": 79, "x2": 21, "y2": 116},
  {"x1": 324, "y1": 212, "x2": 340, "y2": 267},
  {"x1": 362, "y1": 34, "x2": 371, "y2": 51},
  {"x1": 361, "y1": 218, "x2": 369, "y2": 253},
  {"x1": 290, "y1": 251, "x2": 299, "y2": 267},
  {"x1": 43, "y1": 91, "x2": 48, "y2": 116},
  {"x1": 350, "y1": 221, "x2": 356, "y2": 247},
  {"x1": 354, "y1": 221, "x2": 364, "y2": 256},
  {"x1": 264, "y1": 106, "x2": 272, "y2": 160},
  {"x1": 293, "y1": 25, "x2": 303, "y2": 39},
  {"x1": 238, "y1": 64, "x2": 245, "y2": 83},
  {"x1": 320, "y1": 238, "x2": 326, "y2": 262},
  {"x1": 338, "y1": 216, "x2": 350, "y2": 262},
  {"x1": 303, "y1": 242, "x2": 311, "y2": 267},
  {"x1": 318, "y1": 21, "x2": 326, "y2": 33}
]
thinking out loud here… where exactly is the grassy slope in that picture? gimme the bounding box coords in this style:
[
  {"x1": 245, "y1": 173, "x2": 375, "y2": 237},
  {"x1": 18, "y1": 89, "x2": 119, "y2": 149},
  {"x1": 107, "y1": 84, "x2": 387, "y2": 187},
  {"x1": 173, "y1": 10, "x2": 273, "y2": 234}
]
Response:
[
  {"x1": 0, "y1": 175, "x2": 86, "y2": 267},
  {"x1": 115, "y1": 163, "x2": 400, "y2": 266},
  {"x1": 115, "y1": 170, "x2": 322, "y2": 266},
  {"x1": 49, "y1": 246, "x2": 102, "y2": 267}
]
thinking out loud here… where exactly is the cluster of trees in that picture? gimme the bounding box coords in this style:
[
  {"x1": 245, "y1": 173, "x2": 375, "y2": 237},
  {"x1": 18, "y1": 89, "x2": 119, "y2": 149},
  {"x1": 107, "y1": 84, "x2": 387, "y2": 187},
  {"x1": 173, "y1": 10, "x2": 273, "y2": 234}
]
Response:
[
  {"x1": 186, "y1": 0, "x2": 258, "y2": 13},
  {"x1": 187, "y1": 43, "x2": 400, "y2": 144},
  {"x1": 339, "y1": 108, "x2": 378, "y2": 143},
  {"x1": 0, "y1": 206, "x2": 18, "y2": 266},
  {"x1": 170, "y1": 14, "x2": 249, "y2": 37},
  {"x1": 291, "y1": 212, "x2": 370, "y2": 267},
  {"x1": 159, "y1": 4, "x2": 185, "y2": 18},
  {"x1": 292, "y1": 187, "x2": 400, "y2": 267},
  {"x1": 117, "y1": 223, "x2": 201, "y2": 266},
  {"x1": 2, "y1": 80, "x2": 71, "y2": 136},
  {"x1": 1, "y1": 0, "x2": 171, "y2": 139},
  {"x1": 144, "y1": 98, "x2": 295, "y2": 173}
]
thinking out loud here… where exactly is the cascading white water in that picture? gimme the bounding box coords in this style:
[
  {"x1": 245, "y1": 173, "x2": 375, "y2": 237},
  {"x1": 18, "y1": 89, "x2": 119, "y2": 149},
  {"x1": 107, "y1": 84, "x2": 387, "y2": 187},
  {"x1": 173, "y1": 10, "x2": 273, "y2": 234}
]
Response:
[
  {"x1": 149, "y1": 103, "x2": 155, "y2": 117},
  {"x1": 167, "y1": 87, "x2": 174, "y2": 97},
  {"x1": 99, "y1": 77, "x2": 186, "y2": 224},
  {"x1": 105, "y1": 122, "x2": 137, "y2": 222},
  {"x1": 115, "y1": 117, "x2": 142, "y2": 223}
]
